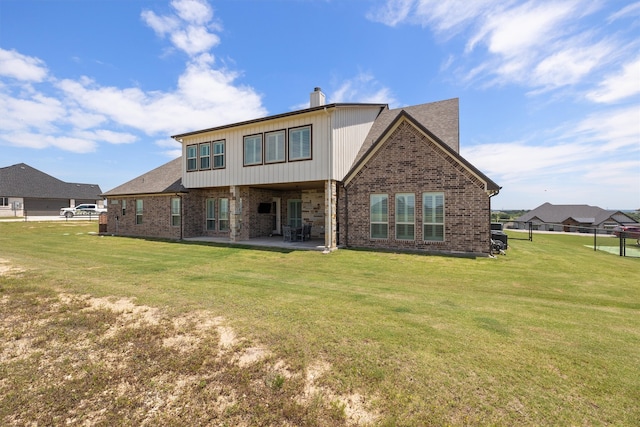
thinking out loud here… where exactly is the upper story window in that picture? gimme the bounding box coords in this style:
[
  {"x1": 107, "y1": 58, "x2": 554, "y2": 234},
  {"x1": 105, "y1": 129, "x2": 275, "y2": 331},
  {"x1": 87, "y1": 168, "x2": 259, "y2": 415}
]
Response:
[
  {"x1": 213, "y1": 140, "x2": 225, "y2": 169},
  {"x1": 199, "y1": 143, "x2": 211, "y2": 170},
  {"x1": 186, "y1": 145, "x2": 198, "y2": 171},
  {"x1": 265, "y1": 130, "x2": 286, "y2": 164},
  {"x1": 244, "y1": 134, "x2": 263, "y2": 166},
  {"x1": 289, "y1": 125, "x2": 311, "y2": 161},
  {"x1": 186, "y1": 140, "x2": 225, "y2": 172}
]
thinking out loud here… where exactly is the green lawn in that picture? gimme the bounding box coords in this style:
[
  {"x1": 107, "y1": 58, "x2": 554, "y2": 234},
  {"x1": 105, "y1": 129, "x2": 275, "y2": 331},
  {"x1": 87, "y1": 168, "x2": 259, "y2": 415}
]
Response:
[{"x1": 1, "y1": 221, "x2": 638, "y2": 426}]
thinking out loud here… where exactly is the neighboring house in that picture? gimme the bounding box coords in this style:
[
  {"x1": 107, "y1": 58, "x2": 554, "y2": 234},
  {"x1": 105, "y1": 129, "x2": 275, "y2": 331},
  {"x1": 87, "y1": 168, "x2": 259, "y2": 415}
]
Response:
[
  {"x1": 103, "y1": 89, "x2": 500, "y2": 255},
  {"x1": 0, "y1": 163, "x2": 104, "y2": 217},
  {"x1": 513, "y1": 202, "x2": 638, "y2": 232}
]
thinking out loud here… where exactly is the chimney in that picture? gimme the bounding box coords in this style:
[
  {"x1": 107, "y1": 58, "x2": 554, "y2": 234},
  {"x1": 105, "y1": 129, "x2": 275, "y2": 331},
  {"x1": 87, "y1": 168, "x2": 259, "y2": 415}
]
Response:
[{"x1": 310, "y1": 87, "x2": 325, "y2": 108}]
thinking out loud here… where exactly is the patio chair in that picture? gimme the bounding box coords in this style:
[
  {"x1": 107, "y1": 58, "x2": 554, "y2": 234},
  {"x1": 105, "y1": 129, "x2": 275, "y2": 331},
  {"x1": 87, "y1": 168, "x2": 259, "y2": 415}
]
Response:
[
  {"x1": 283, "y1": 226, "x2": 293, "y2": 242},
  {"x1": 302, "y1": 224, "x2": 312, "y2": 241}
]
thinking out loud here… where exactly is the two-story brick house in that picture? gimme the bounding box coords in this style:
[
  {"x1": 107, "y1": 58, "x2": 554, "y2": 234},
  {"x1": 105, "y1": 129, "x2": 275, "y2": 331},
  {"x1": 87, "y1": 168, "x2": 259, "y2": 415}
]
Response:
[{"x1": 103, "y1": 89, "x2": 500, "y2": 255}]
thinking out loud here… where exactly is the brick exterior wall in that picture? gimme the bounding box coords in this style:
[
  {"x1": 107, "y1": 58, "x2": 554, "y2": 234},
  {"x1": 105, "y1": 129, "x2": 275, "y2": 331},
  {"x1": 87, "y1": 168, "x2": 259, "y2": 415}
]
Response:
[
  {"x1": 106, "y1": 195, "x2": 182, "y2": 240},
  {"x1": 182, "y1": 188, "x2": 231, "y2": 238},
  {"x1": 338, "y1": 121, "x2": 493, "y2": 256},
  {"x1": 106, "y1": 186, "x2": 329, "y2": 242}
]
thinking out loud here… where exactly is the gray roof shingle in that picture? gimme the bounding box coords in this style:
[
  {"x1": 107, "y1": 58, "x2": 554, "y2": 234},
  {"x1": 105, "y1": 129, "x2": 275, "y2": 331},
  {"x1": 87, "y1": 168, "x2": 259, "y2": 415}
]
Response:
[
  {"x1": 354, "y1": 98, "x2": 459, "y2": 168},
  {"x1": 0, "y1": 163, "x2": 102, "y2": 199},
  {"x1": 102, "y1": 157, "x2": 185, "y2": 196},
  {"x1": 516, "y1": 202, "x2": 636, "y2": 225}
]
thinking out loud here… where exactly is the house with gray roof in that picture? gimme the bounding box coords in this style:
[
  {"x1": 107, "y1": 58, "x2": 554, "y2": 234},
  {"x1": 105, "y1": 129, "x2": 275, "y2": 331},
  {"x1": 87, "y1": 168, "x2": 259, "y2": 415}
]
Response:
[
  {"x1": 513, "y1": 202, "x2": 638, "y2": 233},
  {"x1": 103, "y1": 90, "x2": 500, "y2": 256},
  {"x1": 0, "y1": 163, "x2": 103, "y2": 217}
]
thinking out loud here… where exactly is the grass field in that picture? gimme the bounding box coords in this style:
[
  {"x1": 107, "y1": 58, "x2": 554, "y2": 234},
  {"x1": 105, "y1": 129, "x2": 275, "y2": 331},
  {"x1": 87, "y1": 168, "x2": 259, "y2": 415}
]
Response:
[{"x1": 1, "y1": 221, "x2": 639, "y2": 426}]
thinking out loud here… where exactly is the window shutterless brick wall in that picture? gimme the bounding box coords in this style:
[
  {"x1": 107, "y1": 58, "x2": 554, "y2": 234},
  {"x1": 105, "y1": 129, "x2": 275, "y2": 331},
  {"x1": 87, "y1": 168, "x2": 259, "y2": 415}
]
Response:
[
  {"x1": 106, "y1": 196, "x2": 182, "y2": 240},
  {"x1": 182, "y1": 188, "x2": 231, "y2": 238},
  {"x1": 340, "y1": 121, "x2": 492, "y2": 256}
]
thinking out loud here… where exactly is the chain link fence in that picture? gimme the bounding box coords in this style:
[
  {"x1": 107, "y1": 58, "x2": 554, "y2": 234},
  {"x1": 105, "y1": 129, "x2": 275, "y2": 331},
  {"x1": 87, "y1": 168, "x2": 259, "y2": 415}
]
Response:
[{"x1": 504, "y1": 221, "x2": 640, "y2": 258}]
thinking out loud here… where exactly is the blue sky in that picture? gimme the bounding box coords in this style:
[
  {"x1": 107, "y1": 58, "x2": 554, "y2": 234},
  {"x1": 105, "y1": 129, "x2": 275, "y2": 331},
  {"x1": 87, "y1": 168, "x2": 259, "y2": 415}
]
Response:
[{"x1": 1, "y1": 0, "x2": 638, "y2": 210}]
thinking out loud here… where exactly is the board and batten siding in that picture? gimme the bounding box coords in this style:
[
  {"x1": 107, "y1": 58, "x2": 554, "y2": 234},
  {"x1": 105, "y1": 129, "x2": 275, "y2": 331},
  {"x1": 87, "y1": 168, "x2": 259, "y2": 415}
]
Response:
[
  {"x1": 182, "y1": 105, "x2": 383, "y2": 189},
  {"x1": 331, "y1": 107, "x2": 382, "y2": 180}
]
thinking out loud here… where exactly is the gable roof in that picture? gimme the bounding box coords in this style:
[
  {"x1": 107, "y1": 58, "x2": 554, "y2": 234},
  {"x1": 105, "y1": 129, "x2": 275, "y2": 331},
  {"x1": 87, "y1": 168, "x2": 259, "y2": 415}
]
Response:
[
  {"x1": 516, "y1": 202, "x2": 637, "y2": 225},
  {"x1": 0, "y1": 163, "x2": 102, "y2": 199},
  {"x1": 102, "y1": 157, "x2": 185, "y2": 196},
  {"x1": 344, "y1": 109, "x2": 500, "y2": 194},
  {"x1": 356, "y1": 99, "x2": 460, "y2": 164}
]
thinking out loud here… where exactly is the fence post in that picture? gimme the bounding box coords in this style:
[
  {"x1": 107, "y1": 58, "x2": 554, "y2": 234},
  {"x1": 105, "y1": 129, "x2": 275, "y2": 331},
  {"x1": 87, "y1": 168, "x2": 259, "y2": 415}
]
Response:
[
  {"x1": 528, "y1": 221, "x2": 533, "y2": 241},
  {"x1": 593, "y1": 228, "x2": 597, "y2": 251},
  {"x1": 620, "y1": 233, "x2": 625, "y2": 257}
]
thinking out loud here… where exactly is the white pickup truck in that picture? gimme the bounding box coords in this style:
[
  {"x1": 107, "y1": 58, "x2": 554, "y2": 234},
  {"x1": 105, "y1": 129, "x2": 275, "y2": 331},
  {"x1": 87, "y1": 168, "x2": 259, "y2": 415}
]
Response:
[{"x1": 59, "y1": 203, "x2": 107, "y2": 218}]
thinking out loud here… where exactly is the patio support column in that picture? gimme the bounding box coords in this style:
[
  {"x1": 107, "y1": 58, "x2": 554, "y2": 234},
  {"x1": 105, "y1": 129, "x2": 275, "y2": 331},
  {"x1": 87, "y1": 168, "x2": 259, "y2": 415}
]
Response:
[
  {"x1": 229, "y1": 185, "x2": 241, "y2": 242},
  {"x1": 324, "y1": 179, "x2": 337, "y2": 251}
]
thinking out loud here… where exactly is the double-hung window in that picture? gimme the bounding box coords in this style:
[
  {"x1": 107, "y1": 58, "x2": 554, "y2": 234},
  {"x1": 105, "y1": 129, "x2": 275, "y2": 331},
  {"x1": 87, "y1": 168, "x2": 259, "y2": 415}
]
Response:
[
  {"x1": 135, "y1": 199, "x2": 143, "y2": 225},
  {"x1": 206, "y1": 198, "x2": 216, "y2": 230},
  {"x1": 370, "y1": 194, "x2": 388, "y2": 239},
  {"x1": 122, "y1": 199, "x2": 127, "y2": 216},
  {"x1": 213, "y1": 140, "x2": 225, "y2": 169},
  {"x1": 265, "y1": 130, "x2": 285, "y2": 163},
  {"x1": 289, "y1": 125, "x2": 311, "y2": 161},
  {"x1": 171, "y1": 198, "x2": 181, "y2": 227},
  {"x1": 244, "y1": 134, "x2": 263, "y2": 166},
  {"x1": 186, "y1": 145, "x2": 197, "y2": 171},
  {"x1": 395, "y1": 193, "x2": 415, "y2": 240},
  {"x1": 219, "y1": 198, "x2": 229, "y2": 231},
  {"x1": 199, "y1": 143, "x2": 211, "y2": 170},
  {"x1": 0, "y1": 197, "x2": 8, "y2": 207},
  {"x1": 423, "y1": 193, "x2": 444, "y2": 241}
]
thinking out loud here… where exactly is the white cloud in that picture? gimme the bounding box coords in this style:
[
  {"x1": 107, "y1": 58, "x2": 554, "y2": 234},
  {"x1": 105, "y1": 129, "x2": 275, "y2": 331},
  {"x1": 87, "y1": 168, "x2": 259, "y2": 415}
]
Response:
[
  {"x1": 531, "y1": 39, "x2": 614, "y2": 90},
  {"x1": 141, "y1": 0, "x2": 220, "y2": 57},
  {"x1": 0, "y1": 0, "x2": 266, "y2": 155},
  {"x1": 0, "y1": 92, "x2": 64, "y2": 133},
  {"x1": 0, "y1": 48, "x2": 48, "y2": 82},
  {"x1": 586, "y1": 57, "x2": 640, "y2": 103},
  {"x1": 369, "y1": 0, "x2": 633, "y2": 96},
  {"x1": 330, "y1": 72, "x2": 398, "y2": 106},
  {"x1": 464, "y1": 105, "x2": 640, "y2": 208},
  {"x1": 571, "y1": 106, "x2": 640, "y2": 151},
  {"x1": 171, "y1": 25, "x2": 220, "y2": 56},
  {"x1": 608, "y1": 1, "x2": 640, "y2": 22},
  {"x1": 365, "y1": 0, "x2": 415, "y2": 27},
  {"x1": 471, "y1": 1, "x2": 577, "y2": 56}
]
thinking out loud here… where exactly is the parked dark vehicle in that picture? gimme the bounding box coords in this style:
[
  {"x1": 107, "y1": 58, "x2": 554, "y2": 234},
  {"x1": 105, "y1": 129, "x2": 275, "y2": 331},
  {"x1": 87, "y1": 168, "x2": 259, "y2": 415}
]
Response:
[{"x1": 613, "y1": 226, "x2": 640, "y2": 239}]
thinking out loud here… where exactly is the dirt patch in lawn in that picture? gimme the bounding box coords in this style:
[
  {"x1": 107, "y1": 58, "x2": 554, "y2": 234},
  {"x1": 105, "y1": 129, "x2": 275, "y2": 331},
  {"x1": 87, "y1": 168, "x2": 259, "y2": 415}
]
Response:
[{"x1": 0, "y1": 264, "x2": 379, "y2": 426}]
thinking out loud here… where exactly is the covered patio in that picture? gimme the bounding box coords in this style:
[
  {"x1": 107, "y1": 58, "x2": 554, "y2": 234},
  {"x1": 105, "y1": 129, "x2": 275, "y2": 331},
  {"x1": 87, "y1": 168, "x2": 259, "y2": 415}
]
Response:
[{"x1": 183, "y1": 235, "x2": 329, "y2": 252}]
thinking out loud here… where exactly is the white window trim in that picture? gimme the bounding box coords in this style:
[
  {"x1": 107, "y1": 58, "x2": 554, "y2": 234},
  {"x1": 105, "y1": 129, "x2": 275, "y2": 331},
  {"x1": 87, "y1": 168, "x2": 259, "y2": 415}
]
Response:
[
  {"x1": 370, "y1": 194, "x2": 388, "y2": 239},
  {"x1": 423, "y1": 192, "x2": 445, "y2": 242},
  {"x1": 395, "y1": 193, "x2": 415, "y2": 241},
  {"x1": 288, "y1": 125, "x2": 312, "y2": 161},
  {"x1": 186, "y1": 145, "x2": 197, "y2": 171},
  {"x1": 206, "y1": 198, "x2": 216, "y2": 231},
  {"x1": 265, "y1": 130, "x2": 286, "y2": 164},
  {"x1": 213, "y1": 140, "x2": 225, "y2": 169},
  {"x1": 244, "y1": 134, "x2": 263, "y2": 166}
]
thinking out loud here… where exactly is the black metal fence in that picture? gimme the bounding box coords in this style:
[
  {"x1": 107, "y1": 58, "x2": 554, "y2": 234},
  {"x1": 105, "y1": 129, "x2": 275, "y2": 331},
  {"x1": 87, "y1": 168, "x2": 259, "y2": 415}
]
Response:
[{"x1": 504, "y1": 221, "x2": 640, "y2": 258}]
